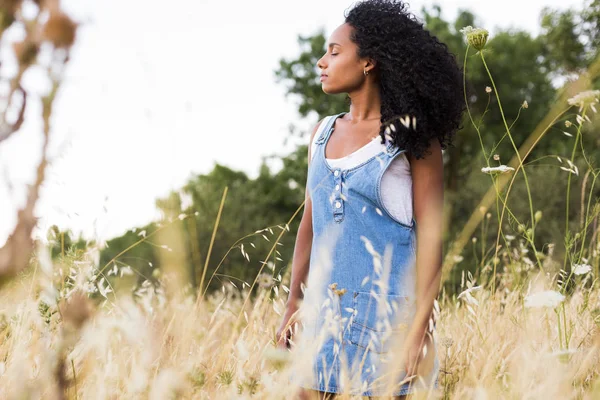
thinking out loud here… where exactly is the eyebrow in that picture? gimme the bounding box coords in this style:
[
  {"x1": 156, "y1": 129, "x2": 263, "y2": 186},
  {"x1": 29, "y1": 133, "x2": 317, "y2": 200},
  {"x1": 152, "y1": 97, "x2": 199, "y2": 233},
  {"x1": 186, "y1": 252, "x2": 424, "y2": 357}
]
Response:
[{"x1": 327, "y1": 42, "x2": 341, "y2": 48}]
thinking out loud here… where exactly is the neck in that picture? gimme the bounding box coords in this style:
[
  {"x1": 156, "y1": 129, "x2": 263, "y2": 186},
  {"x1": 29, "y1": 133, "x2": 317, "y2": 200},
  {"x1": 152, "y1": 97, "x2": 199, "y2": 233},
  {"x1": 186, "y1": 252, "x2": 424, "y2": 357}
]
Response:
[{"x1": 347, "y1": 84, "x2": 381, "y2": 123}]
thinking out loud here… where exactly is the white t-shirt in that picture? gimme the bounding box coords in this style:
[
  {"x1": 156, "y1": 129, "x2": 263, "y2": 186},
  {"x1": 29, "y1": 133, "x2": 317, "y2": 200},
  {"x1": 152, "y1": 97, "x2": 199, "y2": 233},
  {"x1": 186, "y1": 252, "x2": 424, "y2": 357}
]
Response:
[{"x1": 310, "y1": 117, "x2": 413, "y2": 227}]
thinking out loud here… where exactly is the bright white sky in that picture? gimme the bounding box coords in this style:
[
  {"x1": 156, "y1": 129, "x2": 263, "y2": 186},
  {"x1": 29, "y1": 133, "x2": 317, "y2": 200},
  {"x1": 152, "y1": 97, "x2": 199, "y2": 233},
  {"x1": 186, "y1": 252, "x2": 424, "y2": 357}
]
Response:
[{"x1": 0, "y1": 0, "x2": 581, "y2": 246}]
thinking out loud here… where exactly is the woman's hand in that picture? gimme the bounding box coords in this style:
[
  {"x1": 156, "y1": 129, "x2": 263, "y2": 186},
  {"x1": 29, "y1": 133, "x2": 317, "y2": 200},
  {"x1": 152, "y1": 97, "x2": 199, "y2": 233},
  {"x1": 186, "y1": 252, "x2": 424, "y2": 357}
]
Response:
[
  {"x1": 275, "y1": 306, "x2": 301, "y2": 349},
  {"x1": 401, "y1": 325, "x2": 435, "y2": 377}
]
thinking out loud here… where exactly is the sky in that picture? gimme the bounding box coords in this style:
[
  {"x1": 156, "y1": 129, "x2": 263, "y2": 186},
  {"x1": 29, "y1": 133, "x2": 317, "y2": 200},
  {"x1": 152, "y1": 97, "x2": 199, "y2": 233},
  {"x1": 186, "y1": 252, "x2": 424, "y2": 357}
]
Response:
[{"x1": 0, "y1": 0, "x2": 583, "y2": 246}]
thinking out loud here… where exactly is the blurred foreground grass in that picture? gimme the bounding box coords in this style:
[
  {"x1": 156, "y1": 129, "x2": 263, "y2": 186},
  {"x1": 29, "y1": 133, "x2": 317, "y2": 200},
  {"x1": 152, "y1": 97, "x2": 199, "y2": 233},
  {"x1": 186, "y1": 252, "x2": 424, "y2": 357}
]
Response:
[{"x1": 0, "y1": 242, "x2": 598, "y2": 399}]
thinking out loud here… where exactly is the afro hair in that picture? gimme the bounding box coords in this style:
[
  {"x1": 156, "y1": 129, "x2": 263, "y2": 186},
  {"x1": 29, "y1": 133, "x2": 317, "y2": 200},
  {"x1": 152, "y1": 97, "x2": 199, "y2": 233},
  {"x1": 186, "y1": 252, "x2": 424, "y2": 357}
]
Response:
[{"x1": 344, "y1": 0, "x2": 466, "y2": 159}]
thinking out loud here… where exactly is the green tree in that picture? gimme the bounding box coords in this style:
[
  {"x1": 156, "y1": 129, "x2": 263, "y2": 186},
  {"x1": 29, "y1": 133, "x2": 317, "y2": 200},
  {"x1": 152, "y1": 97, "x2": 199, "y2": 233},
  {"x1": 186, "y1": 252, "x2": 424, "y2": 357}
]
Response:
[{"x1": 99, "y1": 1, "x2": 600, "y2": 295}]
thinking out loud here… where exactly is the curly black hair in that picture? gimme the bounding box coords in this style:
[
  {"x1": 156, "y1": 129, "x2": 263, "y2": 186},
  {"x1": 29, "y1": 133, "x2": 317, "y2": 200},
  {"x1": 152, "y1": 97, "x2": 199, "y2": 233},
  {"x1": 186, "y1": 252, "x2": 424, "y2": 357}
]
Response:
[{"x1": 344, "y1": 0, "x2": 466, "y2": 159}]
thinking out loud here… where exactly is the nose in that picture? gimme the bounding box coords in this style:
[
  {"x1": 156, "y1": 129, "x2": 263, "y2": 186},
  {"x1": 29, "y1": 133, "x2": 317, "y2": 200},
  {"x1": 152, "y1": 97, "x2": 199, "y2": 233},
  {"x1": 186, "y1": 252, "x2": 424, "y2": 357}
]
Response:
[{"x1": 317, "y1": 55, "x2": 326, "y2": 71}]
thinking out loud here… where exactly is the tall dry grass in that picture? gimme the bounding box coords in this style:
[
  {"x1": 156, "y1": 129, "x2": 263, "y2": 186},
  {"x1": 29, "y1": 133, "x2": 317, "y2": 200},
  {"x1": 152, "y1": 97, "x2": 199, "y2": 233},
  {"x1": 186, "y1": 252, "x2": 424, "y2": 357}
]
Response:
[{"x1": 0, "y1": 238, "x2": 598, "y2": 399}]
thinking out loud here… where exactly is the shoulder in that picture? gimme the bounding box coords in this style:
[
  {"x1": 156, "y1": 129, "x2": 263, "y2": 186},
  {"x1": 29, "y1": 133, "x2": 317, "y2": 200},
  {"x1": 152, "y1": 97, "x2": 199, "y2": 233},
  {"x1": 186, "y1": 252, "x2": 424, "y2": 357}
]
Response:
[
  {"x1": 405, "y1": 138, "x2": 443, "y2": 180},
  {"x1": 310, "y1": 116, "x2": 328, "y2": 144},
  {"x1": 308, "y1": 116, "x2": 329, "y2": 159}
]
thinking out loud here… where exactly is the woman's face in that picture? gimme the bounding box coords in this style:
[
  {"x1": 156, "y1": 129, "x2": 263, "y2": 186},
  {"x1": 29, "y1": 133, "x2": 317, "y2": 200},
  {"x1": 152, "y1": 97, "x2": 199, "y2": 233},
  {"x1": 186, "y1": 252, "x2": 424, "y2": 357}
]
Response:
[{"x1": 317, "y1": 23, "x2": 372, "y2": 94}]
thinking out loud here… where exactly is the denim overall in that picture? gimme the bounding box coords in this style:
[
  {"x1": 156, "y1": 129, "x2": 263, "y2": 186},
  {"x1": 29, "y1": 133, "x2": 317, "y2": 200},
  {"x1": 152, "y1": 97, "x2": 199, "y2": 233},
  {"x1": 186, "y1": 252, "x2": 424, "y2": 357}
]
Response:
[{"x1": 291, "y1": 112, "x2": 440, "y2": 397}]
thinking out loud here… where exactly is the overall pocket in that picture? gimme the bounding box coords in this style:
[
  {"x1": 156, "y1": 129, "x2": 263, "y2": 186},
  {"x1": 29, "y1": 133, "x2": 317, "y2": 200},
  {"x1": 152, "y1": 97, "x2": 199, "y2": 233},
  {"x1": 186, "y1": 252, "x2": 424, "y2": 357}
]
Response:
[{"x1": 349, "y1": 291, "x2": 412, "y2": 354}]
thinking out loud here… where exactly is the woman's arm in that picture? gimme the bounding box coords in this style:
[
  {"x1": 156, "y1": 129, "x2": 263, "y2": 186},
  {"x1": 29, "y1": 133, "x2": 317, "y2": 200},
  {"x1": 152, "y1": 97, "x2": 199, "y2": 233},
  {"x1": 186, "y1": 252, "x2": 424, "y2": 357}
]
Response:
[
  {"x1": 407, "y1": 137, "x2": 444, "y2": 339},
  {"x1": 276, "y1": 119, "x2": 324, "y2": 348},
  {"x1": 283, "y1": 119, "x2": 324, "y2": 311}
]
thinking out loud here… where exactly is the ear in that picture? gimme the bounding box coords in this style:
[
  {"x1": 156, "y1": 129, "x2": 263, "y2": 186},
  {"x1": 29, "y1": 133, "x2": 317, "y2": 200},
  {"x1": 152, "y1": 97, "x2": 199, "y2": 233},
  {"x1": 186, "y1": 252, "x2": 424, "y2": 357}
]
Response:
[{"x1": 365, "y1": 57, "x2": 377, "y2": 70}]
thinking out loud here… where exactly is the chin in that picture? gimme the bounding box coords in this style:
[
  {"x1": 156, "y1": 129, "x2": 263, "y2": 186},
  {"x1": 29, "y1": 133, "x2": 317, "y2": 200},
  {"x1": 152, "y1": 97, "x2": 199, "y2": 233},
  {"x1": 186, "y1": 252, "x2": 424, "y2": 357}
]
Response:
[{"x1": 321, "y1": 84, "x2": 342, "y2": 95}]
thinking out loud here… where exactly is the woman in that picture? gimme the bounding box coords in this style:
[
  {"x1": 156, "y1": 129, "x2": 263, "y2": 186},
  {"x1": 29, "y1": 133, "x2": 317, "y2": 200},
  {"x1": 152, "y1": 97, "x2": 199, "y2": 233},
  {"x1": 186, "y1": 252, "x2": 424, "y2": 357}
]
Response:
[{"x1": 276, "y1": 1, "x2": 465, "y2": 398}]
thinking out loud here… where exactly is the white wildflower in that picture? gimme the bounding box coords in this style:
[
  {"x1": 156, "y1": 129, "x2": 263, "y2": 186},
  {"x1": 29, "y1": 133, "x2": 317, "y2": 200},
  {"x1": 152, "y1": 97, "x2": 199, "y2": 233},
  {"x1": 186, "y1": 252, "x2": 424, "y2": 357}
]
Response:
[
  {"x1": 440, "y1": 337, "x2": 454, "y2": 348},
  {"x1": 460, "y1": 26, "x2": 489, "y2": 51},
  {"x1": 524, "y1": 290, "x2": 565, "y2": 308},
  {"x1": 482, "y1": 165, "x2": 515, "y2": 174},
  {"x1": 258, "y1": 272, "x2": 274, "y2": 288},
  {"x1": 567, "y1": 90, "x2": 600, "y2": 113},
  {"x1": 572, "y1": 263, "x2": 591, "y2": 275}
]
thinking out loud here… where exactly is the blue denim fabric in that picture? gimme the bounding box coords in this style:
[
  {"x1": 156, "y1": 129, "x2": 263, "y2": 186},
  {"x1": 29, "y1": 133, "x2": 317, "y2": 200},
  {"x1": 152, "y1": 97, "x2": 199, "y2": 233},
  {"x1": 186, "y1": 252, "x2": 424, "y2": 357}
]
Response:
[{"x1": 290, "y1": 112, "x2": 440, "y2": 397}]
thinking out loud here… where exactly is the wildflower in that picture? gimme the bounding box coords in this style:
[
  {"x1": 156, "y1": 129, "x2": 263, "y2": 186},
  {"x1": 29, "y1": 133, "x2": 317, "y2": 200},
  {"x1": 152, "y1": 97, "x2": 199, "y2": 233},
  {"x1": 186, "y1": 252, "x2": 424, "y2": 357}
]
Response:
[
  {"x1": 567, "y1": 90, "x2": 600, "y2": 113},
  {"x1": 572, "y1": 263, "x2": 591, "y2": 275},
  {"x1": 522, "y1": 100, "x2": 529, "y2": 109},
  {"x1": 524, "y1": 290, "x2": 565, "y2": 308},
  {"x1": 534, "y1": 210, "x2": 542, "y2": 223},
  {"x1": 565, "y1": 120, "x2": 572, "y2": 127},
  {"x1": 258, "y1": 273, "x2": 274, "y2": 288},
  {"x1": 493, "y1": 154, "x2": 500, "y2": 161},
  {"x1": 482, "y1": 165, "x2": 515, "y2": 174},
  {"x1": 460, "y1": 26, "x2": 489, "y2": 51},
  {"x1": 440, "y1": 337, "x2": 454, "y2": 348},
  {"x1": 328, "y1": 282, "x2": 347, "y2": 296},
  {"x1": 485, "y1": 86, "x2": 492, "y2": 93}
]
